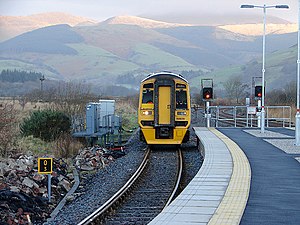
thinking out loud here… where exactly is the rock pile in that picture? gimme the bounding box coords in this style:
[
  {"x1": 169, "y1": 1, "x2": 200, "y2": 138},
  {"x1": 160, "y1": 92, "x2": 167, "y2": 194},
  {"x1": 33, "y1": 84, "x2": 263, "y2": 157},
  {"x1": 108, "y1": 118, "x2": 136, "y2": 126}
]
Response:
[
  {"x1": 0, "y1": 146, "x2": 126, "y2": 224},
  {"x1": 74, "y1": 146, "x2": 125, "y2": 172},
  {"x1": 0, "y1": 155, "x2": 73, "y2": 224}
]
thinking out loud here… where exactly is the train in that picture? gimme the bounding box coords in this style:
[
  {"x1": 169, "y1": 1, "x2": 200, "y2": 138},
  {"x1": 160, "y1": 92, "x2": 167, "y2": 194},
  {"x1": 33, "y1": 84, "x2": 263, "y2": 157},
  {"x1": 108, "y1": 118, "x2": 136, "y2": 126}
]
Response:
[{"x1": 138, "y1": 72, "x2": 191, "y2": 145}]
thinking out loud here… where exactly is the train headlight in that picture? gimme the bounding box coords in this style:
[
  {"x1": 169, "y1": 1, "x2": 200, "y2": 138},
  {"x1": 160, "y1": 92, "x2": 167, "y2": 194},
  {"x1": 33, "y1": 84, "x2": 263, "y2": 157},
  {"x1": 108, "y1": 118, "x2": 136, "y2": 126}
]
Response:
[
  {"x1": 177, "y1": 111, "x2": 187, "y2": 116},
  {"x1": 142, "y1": 110, "x2": 153, "y2": 115}
]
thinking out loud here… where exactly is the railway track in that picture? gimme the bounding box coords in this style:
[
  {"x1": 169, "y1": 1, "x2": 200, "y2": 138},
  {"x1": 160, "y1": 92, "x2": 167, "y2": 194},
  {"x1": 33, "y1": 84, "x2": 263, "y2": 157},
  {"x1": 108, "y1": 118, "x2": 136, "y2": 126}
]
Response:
[{"x1": 78, "y1": 147, "x2": 183, "y2": 225}]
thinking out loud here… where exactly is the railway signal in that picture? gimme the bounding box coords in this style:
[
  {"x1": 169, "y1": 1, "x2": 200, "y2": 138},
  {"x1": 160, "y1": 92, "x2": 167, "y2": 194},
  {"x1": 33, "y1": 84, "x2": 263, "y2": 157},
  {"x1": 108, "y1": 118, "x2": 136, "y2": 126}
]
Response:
[
  {"x1": 201, "y1": 79, "x2": 213, "y2": 101},
  {"x1": 201, "y1": 79, "x2": 213, "y2": 128},
  {"x1": 203, "y1": 87, "x2": 213, "y2": 100},
  {"x1": 255, "y1": 85, "x2": 262, "y2": 98}
]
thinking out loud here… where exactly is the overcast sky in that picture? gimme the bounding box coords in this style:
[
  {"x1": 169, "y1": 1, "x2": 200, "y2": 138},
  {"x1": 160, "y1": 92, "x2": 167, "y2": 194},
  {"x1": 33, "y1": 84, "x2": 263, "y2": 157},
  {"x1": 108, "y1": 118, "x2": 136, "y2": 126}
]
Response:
[{"x1": 0, "y1": 0, "x2": 297, "y2": 23}]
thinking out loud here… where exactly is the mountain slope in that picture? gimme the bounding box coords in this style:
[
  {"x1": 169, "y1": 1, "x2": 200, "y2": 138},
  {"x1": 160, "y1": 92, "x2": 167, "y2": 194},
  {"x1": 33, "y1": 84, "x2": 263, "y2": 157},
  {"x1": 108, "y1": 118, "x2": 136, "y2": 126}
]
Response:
[
  {"x1": 219, "y1": 23, "x2": 297, "y2": 36},
  {"x1": 0, "y1": 24, "x2": 83, "y2": 54},
  {"x1": 155, "y1": 26, "x2": 297, "y2": 66},
  {"x1": 190, "y1": 44, "x2": 297, "y2": 91},
  {"x1": 102, "y1": 15, "x2": 192, "y2": 28},
  {"x1": 74, "y1": 23, "x2": 195, "y2": 58},
  {"x1": 0, "y1": 23, "x2": 199, "y2": 82},
  {"x1": 0, "y1": 15, "x2": 297, "y2": 89},
  {"x1": 143, "y1": 12, "x2": 291, "y2": 26},
  {"x1": 0, "y1": 12, "x2": 97, "y2": 42}
]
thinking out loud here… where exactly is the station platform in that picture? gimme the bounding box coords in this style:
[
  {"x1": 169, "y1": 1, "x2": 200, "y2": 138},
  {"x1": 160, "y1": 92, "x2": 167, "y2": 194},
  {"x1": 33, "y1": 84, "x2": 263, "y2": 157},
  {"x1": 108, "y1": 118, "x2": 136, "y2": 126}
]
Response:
[{"x1": 149, "y1": 127, "x2": 300, "y2": 225}]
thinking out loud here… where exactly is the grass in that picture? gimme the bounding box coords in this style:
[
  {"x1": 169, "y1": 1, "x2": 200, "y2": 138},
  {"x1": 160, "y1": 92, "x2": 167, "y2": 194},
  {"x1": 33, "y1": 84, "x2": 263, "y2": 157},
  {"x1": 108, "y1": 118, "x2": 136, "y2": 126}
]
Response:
[
  {"x1": 45, "y1": 43, "x2": 141, "y2": 79},
  {"x1": 189, "y1": 65, "x2": 243, "y2": 89},
  {"x1": 266, "y1": 47, "x2": 297, "y2": 66},
  {"x1": 17, "y1": 135, "x2": 54, "y2": 155},
  {"x1": 130, "y1": 43, "x2": 199, "y2": 71},
  {"x1": 115, "y1": 101, "x2": 138, "y2": 131},
  {"x1": 0, "y1": 99, "x2": 83, "y2": 158}
]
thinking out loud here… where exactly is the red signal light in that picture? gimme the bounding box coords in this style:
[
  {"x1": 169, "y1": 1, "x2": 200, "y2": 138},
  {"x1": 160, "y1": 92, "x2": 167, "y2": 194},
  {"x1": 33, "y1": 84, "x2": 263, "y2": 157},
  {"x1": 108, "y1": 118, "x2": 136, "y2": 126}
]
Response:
[
  {"x1": 202, "y1": 87, "x2": 213, "y2": 100},
  {"x1": 255, "y1": 86, "x2": 262, "y2": 98}
]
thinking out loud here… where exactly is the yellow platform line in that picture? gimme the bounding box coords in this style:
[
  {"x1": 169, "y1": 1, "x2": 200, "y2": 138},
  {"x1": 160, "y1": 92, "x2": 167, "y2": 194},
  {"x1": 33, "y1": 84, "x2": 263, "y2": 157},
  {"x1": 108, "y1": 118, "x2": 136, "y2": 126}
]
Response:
[{"x1": 208, "y1": 128, "x2": 251, "y2": 225}]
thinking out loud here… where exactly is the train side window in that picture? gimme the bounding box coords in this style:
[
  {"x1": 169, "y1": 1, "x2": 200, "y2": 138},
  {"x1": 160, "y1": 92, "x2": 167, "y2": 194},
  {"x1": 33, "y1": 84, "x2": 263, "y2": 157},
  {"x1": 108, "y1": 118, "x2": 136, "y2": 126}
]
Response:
[
  {"x1": 176, "y1": 90, "x2": 187, "y2": 109},
  {"x1": 142, "y1": 89, "x2": 154, "y2": 104}
]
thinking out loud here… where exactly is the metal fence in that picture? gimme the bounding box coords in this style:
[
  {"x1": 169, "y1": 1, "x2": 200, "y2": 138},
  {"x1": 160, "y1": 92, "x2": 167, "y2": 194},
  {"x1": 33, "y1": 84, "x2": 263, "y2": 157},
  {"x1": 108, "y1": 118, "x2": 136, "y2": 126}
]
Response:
[{"x1": 207, "y1": 105, "x2": 292, "y2": 128}]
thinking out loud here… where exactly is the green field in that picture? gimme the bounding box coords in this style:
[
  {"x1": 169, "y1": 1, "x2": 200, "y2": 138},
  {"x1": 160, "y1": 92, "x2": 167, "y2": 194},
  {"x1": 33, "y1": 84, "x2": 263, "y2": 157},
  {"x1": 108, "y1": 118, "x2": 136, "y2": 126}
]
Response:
[{"x1": 130, "y1": 43, "x2": 199, "y2": 71}]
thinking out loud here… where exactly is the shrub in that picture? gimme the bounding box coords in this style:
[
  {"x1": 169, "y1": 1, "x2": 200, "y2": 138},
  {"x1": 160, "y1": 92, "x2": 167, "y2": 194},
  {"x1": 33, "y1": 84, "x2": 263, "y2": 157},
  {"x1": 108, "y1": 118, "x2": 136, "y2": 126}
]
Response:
[
  {"x1": 0, "y1": 103, "x2": 18, "y2": 157},
  {"x1": 20, "y1": 109, "x2": 71, "y2": 142},
  {"x1": 55, "y1": 132, "x2": 83, "y2": 158}
]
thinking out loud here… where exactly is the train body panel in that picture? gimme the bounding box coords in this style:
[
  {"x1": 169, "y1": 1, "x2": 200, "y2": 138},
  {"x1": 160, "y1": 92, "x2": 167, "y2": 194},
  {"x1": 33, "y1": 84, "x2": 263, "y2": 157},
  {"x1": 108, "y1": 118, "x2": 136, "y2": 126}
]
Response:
[{"x1": 138, "y1": 72, "x2": 191, "y2": 145}]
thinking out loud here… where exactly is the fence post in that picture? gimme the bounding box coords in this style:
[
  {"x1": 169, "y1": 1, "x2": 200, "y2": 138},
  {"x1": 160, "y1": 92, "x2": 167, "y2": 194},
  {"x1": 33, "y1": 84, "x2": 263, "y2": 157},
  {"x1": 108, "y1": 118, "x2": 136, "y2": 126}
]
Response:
[{"x1": 234, "y1": 106, "x2": 237, "y2": 127}]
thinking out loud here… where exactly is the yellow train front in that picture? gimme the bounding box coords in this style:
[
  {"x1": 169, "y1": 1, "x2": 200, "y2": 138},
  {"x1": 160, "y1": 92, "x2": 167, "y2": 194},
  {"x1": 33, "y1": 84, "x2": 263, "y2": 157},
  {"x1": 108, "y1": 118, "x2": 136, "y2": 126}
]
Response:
[{"x1": 138, "y1": 72, "x2": 191, "y2": 145}]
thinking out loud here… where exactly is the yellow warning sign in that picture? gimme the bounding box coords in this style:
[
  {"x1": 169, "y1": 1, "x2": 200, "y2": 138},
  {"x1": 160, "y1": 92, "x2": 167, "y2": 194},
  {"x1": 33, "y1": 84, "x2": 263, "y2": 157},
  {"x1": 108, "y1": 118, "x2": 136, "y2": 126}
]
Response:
[{"x1": 38, "y1": 158, "x2": 53, "y2": 174}]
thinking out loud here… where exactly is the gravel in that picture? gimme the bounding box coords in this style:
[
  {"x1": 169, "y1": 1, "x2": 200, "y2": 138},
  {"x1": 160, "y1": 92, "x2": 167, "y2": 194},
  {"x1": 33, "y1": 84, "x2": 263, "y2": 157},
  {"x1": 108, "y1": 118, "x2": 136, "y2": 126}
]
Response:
[
  {"x1": 46, "y1": 108, "x2": 205, "y2": 225},
  {"x1": 263, "y1": 139, "x2": 300, "y2": 154},
  {"x1": 46, "y1": 130, "x2": 147, "y2": 225},
  {"x1": 243, "y1": 129, "x2": 300, "y2": 155},
  {"x1": 104, "y1": 150, "x2": 179, "y2": 225},
  {"x1": 243, "y1": 129, "x2": 291, "y2": 138}
]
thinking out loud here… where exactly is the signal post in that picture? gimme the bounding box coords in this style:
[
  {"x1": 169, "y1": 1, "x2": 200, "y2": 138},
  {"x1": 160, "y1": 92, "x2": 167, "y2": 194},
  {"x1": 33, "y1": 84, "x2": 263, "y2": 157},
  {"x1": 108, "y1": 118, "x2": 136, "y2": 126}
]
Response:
[
  {"x1": 38, "y1": 158, "x2": 53, "y2": 203},
  {"x1": 201, "y1": 79, "x2": 214, "y2": 127},
  {"x1": 253, "y1": 77, "x2": 263, "y2": 128}
]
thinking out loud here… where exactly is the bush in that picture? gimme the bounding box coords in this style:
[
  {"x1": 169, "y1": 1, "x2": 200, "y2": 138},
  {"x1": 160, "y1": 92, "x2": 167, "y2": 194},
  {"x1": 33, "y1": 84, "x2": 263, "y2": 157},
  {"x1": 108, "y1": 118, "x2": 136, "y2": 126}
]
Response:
[
  {"x1": 55, "y1": 133, "x2": 83, "y2": 158},
  {"x1": 20, "y1": 109, "x2": 71, "y2": 142},
  {"x1": 0, "y1": 103, "x2": 18, "y2": 157}
]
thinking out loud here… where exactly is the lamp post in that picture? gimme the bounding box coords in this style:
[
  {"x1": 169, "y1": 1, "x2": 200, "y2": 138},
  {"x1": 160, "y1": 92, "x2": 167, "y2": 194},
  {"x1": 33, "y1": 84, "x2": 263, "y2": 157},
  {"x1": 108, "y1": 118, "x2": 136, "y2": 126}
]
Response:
[
  {"x1": 296, "y1": 0, "x2": 300, "y2": 146},
  {"x1": 241, "y1": 4, "x2": 289, "y2": 133}
]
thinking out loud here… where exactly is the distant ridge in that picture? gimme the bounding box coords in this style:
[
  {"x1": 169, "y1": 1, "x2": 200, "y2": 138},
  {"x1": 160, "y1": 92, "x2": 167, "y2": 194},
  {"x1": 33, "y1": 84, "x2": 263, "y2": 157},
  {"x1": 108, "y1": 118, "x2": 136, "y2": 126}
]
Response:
[
  {"x1": 101, "y1": 15, "x2": 193, "y2": 28},
  {"x1": 0, "y1": 12, "x2": 97, "y2": 41},
  {"x1": 219, "y1": 23, "x2": 297, "y2": 36},
  {"x1": 143, "y1": 12, "x2": 291, "y2": 26}
]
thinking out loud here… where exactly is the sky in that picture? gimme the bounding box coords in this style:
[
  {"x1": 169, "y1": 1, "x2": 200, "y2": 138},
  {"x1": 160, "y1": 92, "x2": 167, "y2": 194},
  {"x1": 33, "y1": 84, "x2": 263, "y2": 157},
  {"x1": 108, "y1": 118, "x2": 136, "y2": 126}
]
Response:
[{"x1": 0, "y1": 0, "x2": 298, "y2": 23}]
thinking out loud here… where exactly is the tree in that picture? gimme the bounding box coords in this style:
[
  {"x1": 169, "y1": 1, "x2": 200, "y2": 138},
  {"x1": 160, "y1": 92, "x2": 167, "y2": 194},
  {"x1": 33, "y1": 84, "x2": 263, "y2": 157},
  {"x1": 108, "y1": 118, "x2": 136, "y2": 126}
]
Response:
[
  {"x1": 20, "y1": 109, "x2": 71, "y2": 142},
  {"x1": 47, "y1": 81, "x2": 98, "y2": 116},
  {"x1": 267, "y1": 81, "x2": 296, "y2": 105},
  {"x1": 223, "y1": 76, "x2": 249, "y2": 104}
]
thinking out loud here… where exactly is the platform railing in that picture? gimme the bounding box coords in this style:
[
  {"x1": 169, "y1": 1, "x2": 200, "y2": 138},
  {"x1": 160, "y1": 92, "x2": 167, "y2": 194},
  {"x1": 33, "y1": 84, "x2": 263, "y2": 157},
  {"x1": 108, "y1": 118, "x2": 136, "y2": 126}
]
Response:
[{"x1": 208, "y1": 105, "x2": 292, "y2": 128}]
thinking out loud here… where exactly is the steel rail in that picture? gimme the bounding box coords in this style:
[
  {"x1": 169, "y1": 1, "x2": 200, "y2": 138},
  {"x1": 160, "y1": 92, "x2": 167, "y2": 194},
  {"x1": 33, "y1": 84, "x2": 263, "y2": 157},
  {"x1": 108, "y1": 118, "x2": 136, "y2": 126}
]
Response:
[
  {"x1": 163, "y1": 148, "x2": 183, "y2": 209},
  {"x1": 78, "y1": 147, "x2": 151, "y2": 225}
]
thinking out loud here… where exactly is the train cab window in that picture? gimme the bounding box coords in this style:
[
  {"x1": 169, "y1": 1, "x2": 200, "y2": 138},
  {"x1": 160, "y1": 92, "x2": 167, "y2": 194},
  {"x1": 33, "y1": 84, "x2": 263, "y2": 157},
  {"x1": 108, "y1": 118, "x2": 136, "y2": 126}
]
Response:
[
  {"x1": 143, "y1": 83, "x2": 153, "y2": 88},
  {"x1": 176, "y1": 84, "x2": 186, "y2": 89},
  {"x1": 176, "y1": 90, "x2": 187, "y2": 109},
  {"x1": 142, "y1": 89, "x2": 154, "y2": 104}
]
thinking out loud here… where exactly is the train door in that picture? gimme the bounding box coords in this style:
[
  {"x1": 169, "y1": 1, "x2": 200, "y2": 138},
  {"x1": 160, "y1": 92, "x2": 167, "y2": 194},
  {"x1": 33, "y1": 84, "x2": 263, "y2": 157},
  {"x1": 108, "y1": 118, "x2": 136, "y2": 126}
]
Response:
[
  {"x1": 158, "y1": 86, "x2": 171, "y2": 125},
  {"x1": 154, "y1": 78, "x2": 175, "y2": 139}
]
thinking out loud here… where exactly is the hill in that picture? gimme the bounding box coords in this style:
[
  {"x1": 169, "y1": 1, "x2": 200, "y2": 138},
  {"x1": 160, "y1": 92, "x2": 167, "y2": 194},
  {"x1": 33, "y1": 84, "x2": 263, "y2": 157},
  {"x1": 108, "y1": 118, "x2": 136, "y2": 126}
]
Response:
[
  {"x1": 0, "y1": 14, "x2": 298, "y2": 95},
  {"x1": 0, "y1": 12, "x2": 97, "y2": 42},
  {"x1": 190, "y1": 44, "x2": 297, "y2": 92},
  {"x1": 219, "y1": 23, "x2": 297, "y2": 36},
  {"x1": 102, "y1": 15, "x2": 193, "y2": 28},
  {"x1": 143, "y1": 12, "x2": 291, "y2": 26}
]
